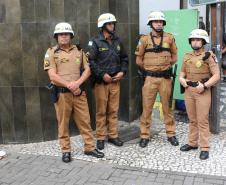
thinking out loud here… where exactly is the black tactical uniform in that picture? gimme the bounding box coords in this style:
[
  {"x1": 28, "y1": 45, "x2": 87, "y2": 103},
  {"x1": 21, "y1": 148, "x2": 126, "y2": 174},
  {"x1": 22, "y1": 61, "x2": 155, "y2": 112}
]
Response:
[{"x1": 88, "y1": 32, "x2": 128, "y2": 85}]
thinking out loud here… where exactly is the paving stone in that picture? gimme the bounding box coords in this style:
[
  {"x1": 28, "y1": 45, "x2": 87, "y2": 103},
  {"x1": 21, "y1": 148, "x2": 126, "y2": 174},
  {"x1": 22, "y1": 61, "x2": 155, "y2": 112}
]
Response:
[
  {"x1": 155, "y1": 177, "x2": 174, "y2": 184},
  {"x1": 120, "y1": 173, "x2": 137, "y2": 180},
  {"x1": 173, "y1": 180, "x2": 184, "y2": 185},
  {"x1": 183, "y1": 176, "x2": 194, "y2": 185},
  {"x1": 204, "y1": 178, "x2": 224, "y2": 184}
]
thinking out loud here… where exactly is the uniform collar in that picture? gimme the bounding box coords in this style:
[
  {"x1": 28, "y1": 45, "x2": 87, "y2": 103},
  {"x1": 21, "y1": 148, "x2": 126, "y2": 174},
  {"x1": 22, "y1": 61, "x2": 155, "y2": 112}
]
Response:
[
  {"x1": 56, "y1": 44, "x2": 76, "y2": 52},
  {"x1": 151, "y1": 31, "x2": 163, "y2": 38}
]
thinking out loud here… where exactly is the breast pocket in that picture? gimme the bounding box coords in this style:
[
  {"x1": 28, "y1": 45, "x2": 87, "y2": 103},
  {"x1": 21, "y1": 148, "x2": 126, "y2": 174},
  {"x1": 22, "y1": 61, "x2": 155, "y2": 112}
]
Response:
[
  {"x1": 98, "y1": 48, "x2": 111, "y2": 61},
  {"x1": 56, "y1": 57, "x2": 71, "y2": 74}
]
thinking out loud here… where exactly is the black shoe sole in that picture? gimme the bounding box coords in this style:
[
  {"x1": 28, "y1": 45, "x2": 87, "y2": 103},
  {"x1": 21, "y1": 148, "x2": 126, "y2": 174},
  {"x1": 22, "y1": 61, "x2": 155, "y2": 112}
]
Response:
[
  {"x1": 167, "y1": 139, "x2": 179, "y2": 146},
  {"x1": 170, "y1": 142, "x2": 179, "y2": 146},
  {"x1": 108, "y1": 140, "x2": 123, "y2": 147},
  {"x1": 200, "y1": 152, "x2": 209, "y2": 160},
  {"x1": 84, "y1": 152, "x2": 104, "y2": 158},
  {"x1": 200, "y1": 156, "x2": 209, "y2": 160},
  {"x1": 180, "y1": 147, "x2": 198, "y2": 152},
  {"x1": 62, "y1": 158, "x2": 71, "y2": 163},
  {"x1": 139, "y1": 144, "x2": 148, "y2": 148},
  {"x1": 139, "y1": 141, "x2": 149, "y2": 148}
]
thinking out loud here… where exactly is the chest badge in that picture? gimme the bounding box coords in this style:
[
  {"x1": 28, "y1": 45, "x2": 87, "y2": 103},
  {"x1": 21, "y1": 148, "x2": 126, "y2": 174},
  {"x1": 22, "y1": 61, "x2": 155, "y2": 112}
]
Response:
[
  {"x1": 75, "y1": 58, "x2": 80, "y2": 64},
  {"x1": 195, "y1": 60, "x2": 202, "y2": 68},
  {"x1": 162, "y1": 42, "x2": 170, "y2": 48}
]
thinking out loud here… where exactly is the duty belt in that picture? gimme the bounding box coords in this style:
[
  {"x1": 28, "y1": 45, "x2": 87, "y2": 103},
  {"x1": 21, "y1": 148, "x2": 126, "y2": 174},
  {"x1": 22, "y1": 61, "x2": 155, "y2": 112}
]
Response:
[
  {"x1": 56, "y1": 87, "x2": 71, "y2": 93},
  {"x1": 186, "y1": 81, "x2": 199, "y2": 87},
  {"x1": 187, "y1": 78, "x2": 209, "y2": 87},
  {"x1": 56, "y1": 86, "x2": 84, "y2": 96},
  {"x1": 145, "y1": 68, "x2": 172, "y2": 79}
]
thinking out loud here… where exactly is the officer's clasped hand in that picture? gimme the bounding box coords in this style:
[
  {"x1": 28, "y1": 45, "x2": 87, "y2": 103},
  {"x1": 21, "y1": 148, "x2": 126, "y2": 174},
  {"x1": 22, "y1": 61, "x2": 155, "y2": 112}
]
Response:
[
  {"x1": 67, "y1": 81, "x2": 80, "y2": 91},
  {"x1": 73, "y1": 88, "x2": 82, "y2": 96},
  {"x1": 196, "y1": 81, "x2": 205, "y2": 94},
  {"x1": 103, "y1": 73, "x2": 112, "y2": 83},
  {"x1": 112, "y1": 72, "x2": 124, "y2": 82}
]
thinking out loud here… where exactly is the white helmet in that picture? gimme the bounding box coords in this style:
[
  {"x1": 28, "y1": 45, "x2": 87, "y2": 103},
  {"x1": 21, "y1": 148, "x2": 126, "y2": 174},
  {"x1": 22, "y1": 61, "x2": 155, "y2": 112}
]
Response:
[
  {"x1": 189, "y1": 29, "x2": 209, "y2": 44},
  {"x1": 54, "y1": 22, "x2": 74, "y2": 37},
  {"x1": 147, "y1": 11, "x2": 166, "y2": 26},
  {"x1": 97, "y1": 13, "x2": 117, "y2": 28}
]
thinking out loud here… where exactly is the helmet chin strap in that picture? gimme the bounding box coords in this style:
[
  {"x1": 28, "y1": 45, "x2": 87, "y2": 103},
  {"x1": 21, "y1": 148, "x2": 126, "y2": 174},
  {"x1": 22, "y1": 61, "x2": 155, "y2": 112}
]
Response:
[
  {"x1": 103, "y1": 24, "x2": 115, "y2": 35},
  {"x1": 190, "y1": 38, "x2": 205, "y2": 51},
  {"x1": 151, "y1": 24, "x2": 163, "y2": 33},
  {"x1": 192, "y1": 46, "x2": 201, "y2": 50},
  {"x1": 191, "y1": 44, "x2": 203, "y2": 51}
]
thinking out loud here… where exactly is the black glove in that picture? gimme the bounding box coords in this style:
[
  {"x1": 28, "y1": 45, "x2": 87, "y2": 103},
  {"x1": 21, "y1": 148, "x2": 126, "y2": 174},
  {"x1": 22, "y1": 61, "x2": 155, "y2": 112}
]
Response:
[{"x1": 202, "y1": 51, "x2": 211, "y2": 61}]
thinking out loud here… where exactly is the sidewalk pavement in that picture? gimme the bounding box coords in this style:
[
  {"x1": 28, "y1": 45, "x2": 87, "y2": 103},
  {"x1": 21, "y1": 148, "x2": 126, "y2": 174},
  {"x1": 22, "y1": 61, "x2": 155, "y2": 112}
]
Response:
[{"x1": 0, "y1": 121, "x2": 226, "y2": 185}]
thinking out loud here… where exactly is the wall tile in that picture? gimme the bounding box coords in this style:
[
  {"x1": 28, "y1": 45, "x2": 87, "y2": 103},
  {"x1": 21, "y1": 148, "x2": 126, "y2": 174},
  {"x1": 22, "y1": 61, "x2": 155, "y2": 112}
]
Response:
[
  {"x1": 0, "y1": 87, "x2": 15, "y2": 143},
  {"x1": 35, "y1": 0, "x2": 50, "y2": 22},
  {"x1": 20, "y1": 0, "x2": 35, "y2": 23}
]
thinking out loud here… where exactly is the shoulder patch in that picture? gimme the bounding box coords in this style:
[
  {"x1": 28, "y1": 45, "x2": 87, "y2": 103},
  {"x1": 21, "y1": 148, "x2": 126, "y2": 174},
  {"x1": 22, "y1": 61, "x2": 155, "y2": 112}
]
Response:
[
  {"x1": 44, "y1": 60, "x2": 50, "y2": 67},
  {"x1": 44, "y1": 52, "x2": 49, "y2": 59},
  {"x1": 117, "y1": 45, "x2": 120, "y2": 51},
  {"x1": 85, "y1": 52, "x2": 90, "y2": 57},
  {"x1": 88, "y1": 41, "x2": 93, "y2": 46},
  {"x1": 45, "y1": 47, "x2": 54, "y2": 59}
]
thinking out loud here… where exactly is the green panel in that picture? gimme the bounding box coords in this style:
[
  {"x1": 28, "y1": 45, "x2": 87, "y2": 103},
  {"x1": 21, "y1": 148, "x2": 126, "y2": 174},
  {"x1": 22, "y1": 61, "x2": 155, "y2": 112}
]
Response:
[{"x1": 157, "y1": 9, "x2": 198, "y2": 101}]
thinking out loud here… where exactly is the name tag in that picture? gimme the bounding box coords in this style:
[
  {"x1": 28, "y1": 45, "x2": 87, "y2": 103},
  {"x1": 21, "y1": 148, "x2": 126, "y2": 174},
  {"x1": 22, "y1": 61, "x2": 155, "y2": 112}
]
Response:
[{"x1": 99, "y1": 48, "x2": 109, "y2": 52}]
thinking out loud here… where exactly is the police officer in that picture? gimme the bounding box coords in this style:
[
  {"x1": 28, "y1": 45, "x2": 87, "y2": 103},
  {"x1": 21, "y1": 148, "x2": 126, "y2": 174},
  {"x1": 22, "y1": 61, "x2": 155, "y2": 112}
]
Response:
[
  {"x1": 135, "y1": 11, "x2": 179, "y2": 148},
  {"x1": 179, "y1": 29, "x2": 220, "y2": 160},
  {"x1": 87, "y1": 13, "x2": 128, "y2": 150},
  {"x1": 44, "y1": 22, "x2": 104, "y2": 162}
]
